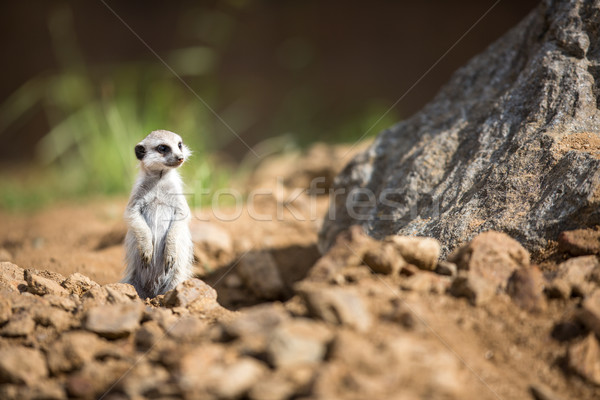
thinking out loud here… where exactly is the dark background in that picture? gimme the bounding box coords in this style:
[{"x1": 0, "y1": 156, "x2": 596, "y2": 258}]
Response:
[{"x1": 0, "y1": 0, "x2": 538, "y2": 164}]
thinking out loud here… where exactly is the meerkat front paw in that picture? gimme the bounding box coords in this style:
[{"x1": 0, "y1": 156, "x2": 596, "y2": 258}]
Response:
[{"x1": 139, "y1": 242, "x2": 154, "y2": 268}]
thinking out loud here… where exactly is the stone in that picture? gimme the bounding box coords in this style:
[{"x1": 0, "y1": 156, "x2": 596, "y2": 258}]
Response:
[
  {"x1": 266, "y1": 318, "x2": 332, "y2": 368},
  {"x1": 135, "y1": 320, "x2": 164, "y2": 351},
  {"x1": 0, "y1": 346, "x2": 48, "y2": 384},
  {"x1": 385, "y1": 235, "x2": 440, "y2": 270},
  {"x1": 104, "y1": 282, "x2": 139, "y2": 303},
  {"x1": 401, "y1": 271, "x2": 450, "y2": 294},
  {"x1": 559, "y1": 227, "x2": 600, "y2": 256},
  {"x1": 0, "y1": 380, "x2": 65, "y2": 400},
  {"x1": 0, "y1": 312, "x2": 35, "y2": 337},
  {"x1": 163, "y1": 278, "x2": 220, "y2": 314},
  {"x1": 84, "y1": 302, "x2": 143, "y2": 339},
  {"x1": 297, "y1": 284, "x2": 372, "y2": 332},
  {"x1": 579, "y1": 290, "x2": 600, "y2": 337},
  {"x1": 33, "y1": 305, "x2": 77, "y2": 332},
  {"x1": 223, "y1": 303, "x2": 289, "y2": 354},
  {"x1": 362, "y1": 242, "x2": 405, "y2": 274},
  {"x1": 25, "y1": 269, "x2": 69, "y2": 297},
  {"x1": 248, "y1": 366, "x2": 315, "y2": 400},
  {"x1": 449, "y1": 274, "x2": 497, "y2": 306},
  {"x1": 435, "y1": 260, "x2": 457, "y2": 276},
  {"x1": 43, "y1": 293, "x2": 79, "y2": 311},
  {"x1": 66, "y1": 359, "x2": 130, "y2": 398},
  {"x1": 81, "y1": 286, "x2": 109, "y2": 307},
  {"x1": 319, "y1": 0, "x2": 600, "y2": 257},
  {"x1": 167, "y1": 316, "x2": 208, "y2": 341},
  {"x1": 0, "y1": 296, "x2": 11, "y2": 324},
  {"x1": 506, "y1": 266, "x2": 547, "y2": 313},
  {"x1": 309, "y1": 225, "x2": 376, "y2": 282},
  {"x1": 529, "y1": 384, "x2": 567, "y2": 400},
  {"x1": 237, "y1": 250, "x2": 287, "y2": 300},
  {"x1": 178, "y1": 344, "x2": 265, "y2": 398},
  {"x1": 0, "y1": 262, "x2": 25, "y2": 292},
  {"x1": 46, "y1": 330, "x2": 104, "y2": 374},
  {"x1": 450, "y1": 231, "x2": 530, "y2": 282},
  {"x1": 568, "y1": 334, "x2": 600, "y2": 385},
  {"x1": 61, "y1": 272, "x2": 100, "y2": 296},
  {"x1": 118, "y1": 362, "x2": 170, "y2": 398},
  {"x1": 547, "y1": 255, "x2": 600, "y2": 298}
]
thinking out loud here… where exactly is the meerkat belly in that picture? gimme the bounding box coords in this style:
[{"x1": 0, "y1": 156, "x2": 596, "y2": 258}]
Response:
[{"x1": 142, "y1": 196, "x2": 177, "y2": 260}]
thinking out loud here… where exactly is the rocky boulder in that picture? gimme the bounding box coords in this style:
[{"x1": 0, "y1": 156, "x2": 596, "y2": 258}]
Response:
[{"x1": 319, "y1": 0, "x2": 600, "y2": 257}]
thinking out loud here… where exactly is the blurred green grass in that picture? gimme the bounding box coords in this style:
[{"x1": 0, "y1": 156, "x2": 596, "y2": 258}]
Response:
[{"x1": 0, "y1": 5, "x2": 398, "y2": 211}]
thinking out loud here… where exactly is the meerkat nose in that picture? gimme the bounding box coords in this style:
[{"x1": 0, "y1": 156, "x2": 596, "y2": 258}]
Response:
[{"x1": 177, "y1": 156, "x2": 184, "y2": 162}]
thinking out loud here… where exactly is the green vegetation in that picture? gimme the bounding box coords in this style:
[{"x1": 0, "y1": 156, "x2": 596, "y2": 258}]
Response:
[{"x1": 0, "y1": 5, "x2": 399, "y2": 211}]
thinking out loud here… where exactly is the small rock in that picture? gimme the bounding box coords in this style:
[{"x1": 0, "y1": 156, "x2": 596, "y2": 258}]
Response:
[
  {"x1": 135, "y1": 320, "x2": 164, "y2": 351},
  {"x1": 298, "y1": 284, "x2": 372, "y2": 332},
  {"x1": 66, "y1": 359, "x2": 130, "y2": 398},
  {"x1": 119, "y1": 361, "x2": 170, "y2": 398},
  {"x1": 435, "y1": 261, "x2": 457, "y2": 276},
  {"x1": 0, "y1": 346, "x2": 48, "y2": 384},
  {"x1": 223, "y1": 303, "x2": 289, "y2": 354},
  {"x1": 506, "y1": 266, "x2": 546, "y2": 313},
  {"x1": 0, "y1": 312, "x2": 35, "y2": 337},
  {"x1": 547, "y1": 256, "x2": 600, "y2": 298},
  {"x1": 449, "y1": 274, "x2": 496, "y2": 306},
  {"x1": 309, "y1": 225, "x2": 376, "y2": 281},
  {"x1": 81, "y1": 286, "x2": 109, "y2": 308},
  {"x1": 84, "y1": 302, "x2": 143, "y2": 339},
  {"x1": 25, "y1": 270, "x2": 69, "y2": 297},
  {"x1": 449, "y1": 231, "x2": 530, "y2": 289},
  {"x1": 163, "y1": 279, "x2": 220, "y2": 314},
  {"x1": 104, "y1": 282, "x2": 138, "y2": 303},
  {"x1": 0, "y1": 262, "x2": 25, "y2": 292},
  {"x1": 47, "y1": 330, "x2": 105, "y2": 374},
  {"x1": 529, "y1": 384, "x2": 567, "y2": 400},
  {"x1": 143, "y1": 306, "x2": 179, "y2": 331},
  {"x1": 579, "y1": 290, "x2": 600, "y2": 337},
  {"x1": 266, "y1": 318, "x2": 332, "y2": 368},
  {"x1": 238, "y1": 251, "x2": 287, "y2": 300},
  {"x1": 167, "y1": 316, "x2": 208, "y2": 341},
  {"x1": 385, "y1": 235, "x2": 441, "y2": 270},
  {"x1": 559, "y1": 228, "x2": 600, "y2": 256},
  {"x1": 61, "y1": 272, "x2": 100, "y2": 296},
  {"x1": 33, "y1": 305, "x2": 77, "y2": 332},
  {"x1": 178, "y1": 344, "x2": 265, "y2": 398},
  {"x1": 43, "y1": 294, "x2": 78, "y2": 311},
  {"x1": 362, "y1": 242, "x2": 405, "y2": 274},
  {"x1": 0, "y1": 296, "x2": 11, "y2": 324},
  {"x1": 249, "y1": 366, "x2": 314, "y2": 400},
  {"x1": 568, "y1": 334, "x2": 600, "y2": 385},
  {"x1": 401, "y1": 271, "x2": 450, "y2": 293}
]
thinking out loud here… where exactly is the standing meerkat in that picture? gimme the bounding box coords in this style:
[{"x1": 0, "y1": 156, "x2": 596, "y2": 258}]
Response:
[{"x1": 122, "y1": 130, "x2": 194, "y2": 298}]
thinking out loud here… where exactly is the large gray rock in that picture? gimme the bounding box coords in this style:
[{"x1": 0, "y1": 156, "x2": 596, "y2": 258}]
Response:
[{"x1": 319, "y1": 0, "x2": 600, "y2": 257}]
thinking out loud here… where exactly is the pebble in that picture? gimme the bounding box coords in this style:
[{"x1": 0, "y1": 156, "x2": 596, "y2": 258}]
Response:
[
  {"x1": 0, "y1": 346, "x2": 48, "y2": 384},
  {"x1": 84, "y1": 302, "x2": 143, "y2": 339}
]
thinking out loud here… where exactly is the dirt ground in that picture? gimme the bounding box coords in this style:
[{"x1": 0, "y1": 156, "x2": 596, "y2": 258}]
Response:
[{"x1": 0, "y1": 144, "x2": 598, "y2": 400}]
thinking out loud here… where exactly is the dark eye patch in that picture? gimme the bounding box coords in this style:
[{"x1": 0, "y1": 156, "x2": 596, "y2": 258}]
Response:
[
  {"x1": 178, "y1": 142, "x2": 182, "y2": 150},
  {"x1": 156, "y1": 144, "x2": 171, "y2": 154}
]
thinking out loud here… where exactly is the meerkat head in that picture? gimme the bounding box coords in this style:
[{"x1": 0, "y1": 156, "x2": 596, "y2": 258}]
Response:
[{"x1": 134, "y1": 130, "x2": 191, "y2": 173}]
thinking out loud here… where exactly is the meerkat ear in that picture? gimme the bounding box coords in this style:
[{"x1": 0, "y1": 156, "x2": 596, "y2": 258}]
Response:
[{"x1": 134, "y1": 145, "x2": 146, "y2": 160}]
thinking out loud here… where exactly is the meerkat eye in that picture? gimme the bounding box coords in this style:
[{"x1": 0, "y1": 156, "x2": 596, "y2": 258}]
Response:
[
  {"x1": 178, "y1": 142, "x2": 182, "y2": 150},
  {"x1": 156, "y1": 144, "x2": 171, "y2": 154}
]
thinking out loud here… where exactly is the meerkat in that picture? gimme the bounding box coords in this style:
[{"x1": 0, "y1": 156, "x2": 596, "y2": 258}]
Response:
[{"x1": 122, "y1": 130, "x2": 194, "y2": 299}]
